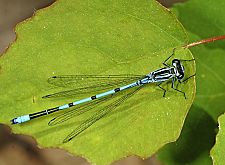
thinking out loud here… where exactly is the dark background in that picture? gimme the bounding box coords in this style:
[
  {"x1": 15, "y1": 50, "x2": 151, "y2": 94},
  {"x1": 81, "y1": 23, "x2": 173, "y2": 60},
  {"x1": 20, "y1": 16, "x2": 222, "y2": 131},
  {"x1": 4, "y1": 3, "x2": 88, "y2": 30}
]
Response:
[{"x1": 0, "y1": 0, "x2": 185, "y2": 164}]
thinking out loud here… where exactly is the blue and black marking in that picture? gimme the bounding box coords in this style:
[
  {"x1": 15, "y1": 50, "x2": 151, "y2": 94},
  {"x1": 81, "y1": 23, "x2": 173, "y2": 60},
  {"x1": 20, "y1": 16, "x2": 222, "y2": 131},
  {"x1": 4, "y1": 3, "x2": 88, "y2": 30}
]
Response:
[
  {"x1": 114, "y1": 88, "x2": 120, "y2": 92},
  {"x1": 68, "y1": 103, "x2": 73, "y2": 107},
  {"x1": 91, "y1": 95, "x2": 97, "y2": 100},
  {"x1": 11, "y1": 57, "x2": 192, "y2": 128}
]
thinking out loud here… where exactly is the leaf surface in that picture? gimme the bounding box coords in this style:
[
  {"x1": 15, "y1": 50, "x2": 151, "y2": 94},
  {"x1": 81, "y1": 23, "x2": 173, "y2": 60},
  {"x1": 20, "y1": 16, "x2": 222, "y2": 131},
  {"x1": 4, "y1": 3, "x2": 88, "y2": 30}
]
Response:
[
  {"x1": 157, "y1": 0, "x2": 225, "y2": 164},
  {"x1": 211, "y1": 114, "x2": 225, "y2": 164},
  {"x1": 0, "y1": 0, "x2": 195, "y2": 164}
]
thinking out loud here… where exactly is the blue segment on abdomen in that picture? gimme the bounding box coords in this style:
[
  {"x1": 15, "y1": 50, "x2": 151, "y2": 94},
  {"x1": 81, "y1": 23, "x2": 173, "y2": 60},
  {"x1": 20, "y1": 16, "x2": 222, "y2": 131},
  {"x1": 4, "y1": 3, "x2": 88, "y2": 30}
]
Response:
[
  {"x1": 73, "y1": 97, "x2": 92, "y2": 105},
  {"x1": 15, "y1": 115, "x2": 30, "y2": 123},
  {"x1": 59, "y1": 81, "x2": 139, "y2": 110},
  {"x1": 141, "y1": 77, "x2": 152, "y2": 84},
  {"x1": 59, "y1": 104, "x2": 69, "y2": 110},
  {"x1": 120, "y1": 82, "x2": 137, "y2": 90},
  {"x1": 96, "y1": 90, "x2": 115, "y2": 98}
]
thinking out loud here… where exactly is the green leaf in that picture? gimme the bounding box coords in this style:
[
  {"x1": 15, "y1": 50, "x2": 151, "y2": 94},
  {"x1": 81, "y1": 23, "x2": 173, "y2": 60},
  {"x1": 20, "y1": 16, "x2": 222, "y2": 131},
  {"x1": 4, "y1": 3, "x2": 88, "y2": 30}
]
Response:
[
  {"x1": 172, "y1": 0, "x2": 225, "y2": 119},
  {"x1": 157, "y1": 104, "x2": 217, "y2": 165},
  {"x1": 211, "y1": 113, "x2": 225, "y2": 164},
  {"x1": 0, "y1": 0, "x2": 195, "y2": 164},
  {"x1": 157, "y1": 0, "x2": 225, "y2": 164}
]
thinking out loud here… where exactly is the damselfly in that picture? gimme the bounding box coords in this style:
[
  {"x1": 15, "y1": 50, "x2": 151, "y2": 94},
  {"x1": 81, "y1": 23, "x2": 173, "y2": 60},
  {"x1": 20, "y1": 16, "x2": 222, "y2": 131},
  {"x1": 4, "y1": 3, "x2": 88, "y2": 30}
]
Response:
[{"x1": 11, "y1": 50, "x2": 195, "y2": 143}]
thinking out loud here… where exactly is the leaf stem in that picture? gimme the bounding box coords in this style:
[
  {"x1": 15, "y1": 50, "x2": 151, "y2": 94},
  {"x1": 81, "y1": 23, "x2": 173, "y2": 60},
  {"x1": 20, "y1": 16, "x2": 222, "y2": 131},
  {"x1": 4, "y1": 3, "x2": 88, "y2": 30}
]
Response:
[{"x1": 183, "y1": 35, "x2": 225, "y2": 48}]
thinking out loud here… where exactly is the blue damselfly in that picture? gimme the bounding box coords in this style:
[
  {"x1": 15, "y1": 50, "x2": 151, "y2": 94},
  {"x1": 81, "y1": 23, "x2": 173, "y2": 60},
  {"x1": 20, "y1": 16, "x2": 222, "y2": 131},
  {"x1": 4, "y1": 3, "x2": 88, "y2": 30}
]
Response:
[{"x1": 11, "y1": 50, "x2": 195, "y2": 143}]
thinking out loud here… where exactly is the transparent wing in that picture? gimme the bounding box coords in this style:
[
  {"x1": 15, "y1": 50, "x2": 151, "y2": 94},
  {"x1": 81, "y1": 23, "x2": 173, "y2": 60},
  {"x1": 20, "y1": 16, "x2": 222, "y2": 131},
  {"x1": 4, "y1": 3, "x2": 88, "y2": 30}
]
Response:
[
  {"x1": 47, "y1": 75, "x2": 143, "y2": 88},
  {"x1": 43, "y1": 74, "x2": 144, "y2": 98},
  {"x1": 62, "y1": 85, "x2": 143, "y2": 143},
  {"x1": 48, "y1": 94, "x2": 114, "y2": 126}
]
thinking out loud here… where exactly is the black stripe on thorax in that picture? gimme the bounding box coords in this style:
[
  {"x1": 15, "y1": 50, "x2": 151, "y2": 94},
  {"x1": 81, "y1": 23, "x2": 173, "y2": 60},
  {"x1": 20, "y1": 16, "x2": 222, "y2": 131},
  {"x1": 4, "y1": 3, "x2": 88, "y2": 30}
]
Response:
[
  {"x1": 154, "y1": 74, "x2": 173, "y2": 81},
  {"x1": 153, "y1": 68, "x2": 171, "y2": 75}
]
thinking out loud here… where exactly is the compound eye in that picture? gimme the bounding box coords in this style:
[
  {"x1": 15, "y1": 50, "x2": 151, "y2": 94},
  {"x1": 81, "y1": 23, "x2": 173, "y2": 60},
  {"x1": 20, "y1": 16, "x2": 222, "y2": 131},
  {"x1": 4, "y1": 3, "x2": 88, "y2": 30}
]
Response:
[
  {"x1": 172, "y1": 59, "x2": 179, "y2": 63},
  {"x1": 172, "y1": 59, "x2": 180, "y2": 67}
]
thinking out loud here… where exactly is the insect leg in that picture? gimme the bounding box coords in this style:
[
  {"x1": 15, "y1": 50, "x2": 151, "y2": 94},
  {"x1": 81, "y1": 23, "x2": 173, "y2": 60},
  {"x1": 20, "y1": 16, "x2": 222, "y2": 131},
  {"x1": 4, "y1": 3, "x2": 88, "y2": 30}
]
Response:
[
  {"x1": 182, "y1": 73, "x2": 196, "y2": 83},
  {"x1": 157, "y1": 83, "x2": 167, "y2": 97},
  {"x1": 163, "y1": 48, "x2": 176, "y2": 67},
  {"x1": 171, "y1": 78, "x2": 186, "y2": 99},
  {"x1": 179, "y1": 58, "x2": 195, "y2": 62}
]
